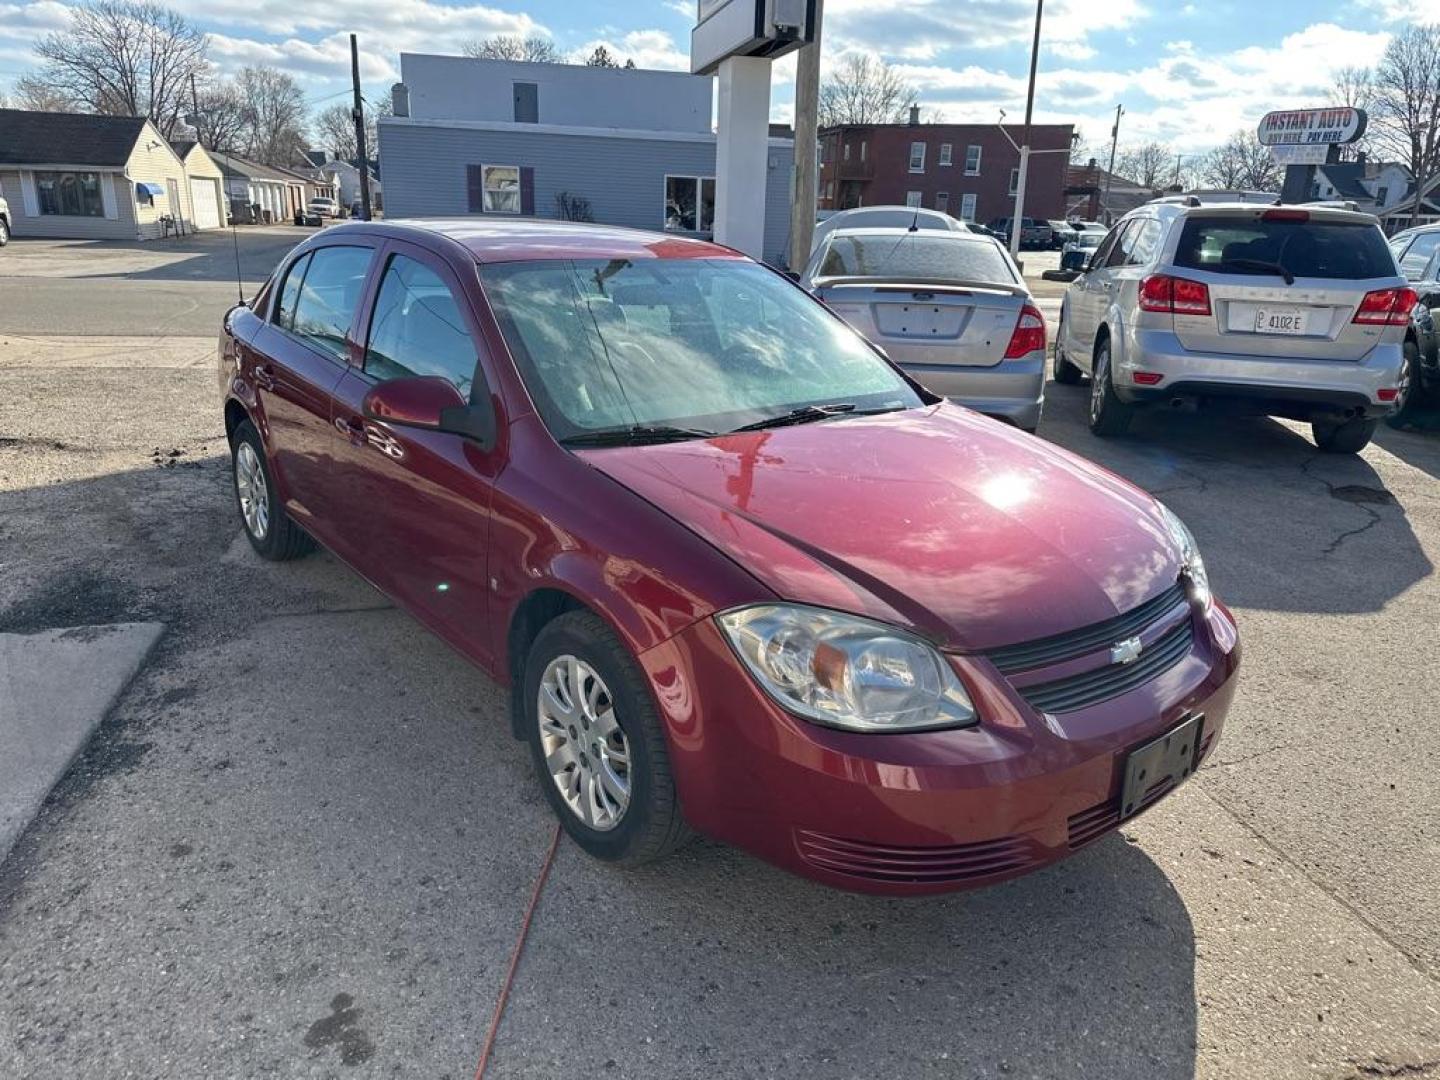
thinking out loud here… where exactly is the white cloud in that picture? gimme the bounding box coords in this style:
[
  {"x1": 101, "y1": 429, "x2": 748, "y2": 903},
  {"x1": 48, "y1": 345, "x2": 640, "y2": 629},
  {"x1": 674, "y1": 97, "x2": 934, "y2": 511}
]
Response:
[
  {"x1": 824, "y1": 0, "x2": 1145, "y2": 57},
  {"x1": 572, "y1": 29, "x2": 689, "y2": 71},
  {"x1": 1048, "y1": 41, "x2": 1096, "y2": 61},
  {"x1": 207, "y1": 31, "x2": 399, "y2": 84}
]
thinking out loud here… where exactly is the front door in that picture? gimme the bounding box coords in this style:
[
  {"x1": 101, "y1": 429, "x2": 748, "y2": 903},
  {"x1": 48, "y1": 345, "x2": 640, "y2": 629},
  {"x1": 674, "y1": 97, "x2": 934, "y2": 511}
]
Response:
[
  {"x1": 246, "y1": 242, "x2": 379, "y2": 542},
  {"x1": 327, "y1": 241, "x2": 505, "y2": 665}
]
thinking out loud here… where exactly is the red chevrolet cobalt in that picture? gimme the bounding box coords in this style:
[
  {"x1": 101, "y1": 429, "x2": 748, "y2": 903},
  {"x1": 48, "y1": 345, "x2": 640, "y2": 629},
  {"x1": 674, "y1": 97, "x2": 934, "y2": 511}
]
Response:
[{"x1": 220, "y1": 219, "x2": 1240, "y2": 894}]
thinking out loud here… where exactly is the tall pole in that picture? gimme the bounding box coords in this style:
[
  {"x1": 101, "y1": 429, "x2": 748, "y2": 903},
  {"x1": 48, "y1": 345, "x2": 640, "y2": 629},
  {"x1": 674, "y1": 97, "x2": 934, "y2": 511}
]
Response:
[
  {"x1": 788, "y1": 0, "x2": 824, "y2": 272},
  {"x1": 1103, "y1": 104, "x2": 1123, "y2": 223},
  {"x1": 1008, "y1": 0, "x2": 1043, "y2": 261},
  {"x1": 351, "y1": 33, "x2": 372, "y2": 221}
]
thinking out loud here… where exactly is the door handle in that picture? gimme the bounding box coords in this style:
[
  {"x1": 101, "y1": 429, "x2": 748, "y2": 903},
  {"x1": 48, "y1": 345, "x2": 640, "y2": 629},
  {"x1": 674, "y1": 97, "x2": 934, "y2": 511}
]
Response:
[
  {"x1": 253, "y1": 364, "x2": 275, "y2": 391},
  {"x1": 334, "y1": 415, "x2": 366, "y2": 445}
]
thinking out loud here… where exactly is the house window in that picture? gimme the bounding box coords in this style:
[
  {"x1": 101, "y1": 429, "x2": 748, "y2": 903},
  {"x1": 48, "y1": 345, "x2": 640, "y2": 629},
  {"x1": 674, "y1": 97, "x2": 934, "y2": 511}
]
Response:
[
  {"x1": 960, "y1": 193, "x2": 977, "y2": 221},
  {"x1": 1009, "y1": 168, "x2": 1020, "y2": 195},
  {"x1": 483, "y1": 165, "x2": 521, "y2": 213},
  {"x1": 36, "y1": 171, "x2": 105, "y2": 217},
  {"x1": 844, "y1": 143, "x2": 851, "y2": 161},
  {"x1": 939, "y1": 144, "x2": 952, "y2": 167},
  {"x1": 905, "y1": 190, "x2": 922, "y2": 208},
  {"x1": 965, "y1": 145, "x2": 981, "y2": 175},
  {"x1": 1377, "y1": 186, "x2": 1389, "y2": 205},
  {"x1": 909, "y1": 142, "x2": 926, "y2": 173},
  {"x1": 664, "y1": 175, "x2": 716, "y2": 232},
  {"x1": 936, "y1": 192, "x2": 949, "y2": 212},
  {"x1": 860, "y1": 141, "x2": 867, "y2": 162}
]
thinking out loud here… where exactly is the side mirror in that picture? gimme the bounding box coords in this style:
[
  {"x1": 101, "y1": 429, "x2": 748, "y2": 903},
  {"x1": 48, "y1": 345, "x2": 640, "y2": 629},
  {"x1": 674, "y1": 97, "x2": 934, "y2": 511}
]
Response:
[{"x1": 363, "y1": 375, "x2": 497, "y2": 449}]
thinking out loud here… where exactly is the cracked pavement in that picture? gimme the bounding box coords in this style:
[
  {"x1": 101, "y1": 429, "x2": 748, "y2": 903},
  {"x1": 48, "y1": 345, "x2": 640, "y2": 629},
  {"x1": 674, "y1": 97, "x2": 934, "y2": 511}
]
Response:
[{"x1": 1, "y1": 232, "x2": 1439, "y2": 1079}]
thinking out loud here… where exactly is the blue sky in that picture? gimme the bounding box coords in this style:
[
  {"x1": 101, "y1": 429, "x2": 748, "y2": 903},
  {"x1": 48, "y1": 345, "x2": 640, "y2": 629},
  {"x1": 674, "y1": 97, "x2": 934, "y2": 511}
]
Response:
[{"x1": 0, "y1": 0, "x2": 1417, "y2": 153}]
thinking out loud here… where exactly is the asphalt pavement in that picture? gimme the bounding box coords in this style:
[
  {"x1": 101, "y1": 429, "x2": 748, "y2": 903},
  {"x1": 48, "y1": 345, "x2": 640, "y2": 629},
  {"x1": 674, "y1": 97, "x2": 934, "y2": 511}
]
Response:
[{"x1": 1, "y1": 232, "x2": 1438, "y2": 1080}]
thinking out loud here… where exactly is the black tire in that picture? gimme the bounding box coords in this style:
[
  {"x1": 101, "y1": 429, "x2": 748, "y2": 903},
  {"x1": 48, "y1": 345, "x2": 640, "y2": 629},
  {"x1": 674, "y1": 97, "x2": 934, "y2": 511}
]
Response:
[
  {"x1": 0, "y1": 217, "x2": 10, "y2": 246},
  {"x1": 1052, "y1": 310, "x2": 1083, "y2": 385},
  {"x1": 1386, "y1": 338, "x2": 1428, "y2": 430},
  {"x1": 522, "y1": 610, "x2": 692, "y2": 865},
  {"x1": 231, "y1": 419, "x2": 314, "y2": 560},
  {"x1": 1087, "y1": 337, "x2": 1134, "y2": 436},
  {"x1": 1312, "y1": 415, "x2": 1377, "y2": 454}
]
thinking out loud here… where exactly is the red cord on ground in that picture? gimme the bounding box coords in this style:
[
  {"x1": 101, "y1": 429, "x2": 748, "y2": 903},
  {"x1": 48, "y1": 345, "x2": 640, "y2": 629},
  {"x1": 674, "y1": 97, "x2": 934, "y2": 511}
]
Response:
[{"x1": 473, "y1": 823, "x2": 564, "y2": 1080}]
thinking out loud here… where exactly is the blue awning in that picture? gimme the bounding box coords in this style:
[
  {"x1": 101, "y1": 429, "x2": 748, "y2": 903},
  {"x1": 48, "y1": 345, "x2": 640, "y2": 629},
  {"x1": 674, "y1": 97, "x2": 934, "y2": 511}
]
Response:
[{"x1": 136, "y1": 181, "x2": 164, "y2": 197}]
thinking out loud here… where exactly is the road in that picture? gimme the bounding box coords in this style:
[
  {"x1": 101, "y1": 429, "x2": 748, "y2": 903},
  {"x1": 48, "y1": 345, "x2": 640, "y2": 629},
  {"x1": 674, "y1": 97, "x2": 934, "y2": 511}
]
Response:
[{"x1": 1, "y1": 231, "x2": 1438, "y2": 1080}]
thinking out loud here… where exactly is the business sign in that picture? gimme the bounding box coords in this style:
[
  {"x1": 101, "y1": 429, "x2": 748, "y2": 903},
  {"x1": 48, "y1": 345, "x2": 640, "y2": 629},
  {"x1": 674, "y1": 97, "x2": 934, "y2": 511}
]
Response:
[
  {"x1": 1257, "y1": 108, "x2": 1367, "y2": 147},
  {"x1": 692, "y1": 0, "x2": 816, "y2": 74},
  {"x1": 1270, "y1": 143, "x2": 1330, "y2": 166}
]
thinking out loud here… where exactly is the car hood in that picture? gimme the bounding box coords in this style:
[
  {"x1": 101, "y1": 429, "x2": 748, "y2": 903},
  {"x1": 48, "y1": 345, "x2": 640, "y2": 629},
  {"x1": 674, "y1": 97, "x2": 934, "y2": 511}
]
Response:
[{"x1": 577, "y1": 405, "x2": 1181, "y2": 652}]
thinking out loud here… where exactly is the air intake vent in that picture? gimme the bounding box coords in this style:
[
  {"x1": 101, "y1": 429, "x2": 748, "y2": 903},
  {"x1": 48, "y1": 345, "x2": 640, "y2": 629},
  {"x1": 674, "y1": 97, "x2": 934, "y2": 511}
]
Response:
[
  {"x1": 794, "y1": 830, "x2": 1037, "y2": 885},
  {"x1": 1067, "y1": 800, "x2": 1120, "y2": 849}
]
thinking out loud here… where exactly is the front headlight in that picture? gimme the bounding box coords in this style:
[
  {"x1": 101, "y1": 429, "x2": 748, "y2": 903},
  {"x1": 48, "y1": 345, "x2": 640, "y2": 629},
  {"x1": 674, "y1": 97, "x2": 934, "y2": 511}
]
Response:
[
  {"x1": 1159, "y1": 504, "x2": 1210, "y2": 608},
  {"x1": 716, "y1": 605, "x2": 977, "y2": 733}
]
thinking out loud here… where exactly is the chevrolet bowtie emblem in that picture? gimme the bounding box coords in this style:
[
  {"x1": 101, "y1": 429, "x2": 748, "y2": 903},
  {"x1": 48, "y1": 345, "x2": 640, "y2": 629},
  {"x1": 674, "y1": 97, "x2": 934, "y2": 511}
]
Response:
[{"x1": 1110, "y1": 636, "x2": 1144, "y2": 665}]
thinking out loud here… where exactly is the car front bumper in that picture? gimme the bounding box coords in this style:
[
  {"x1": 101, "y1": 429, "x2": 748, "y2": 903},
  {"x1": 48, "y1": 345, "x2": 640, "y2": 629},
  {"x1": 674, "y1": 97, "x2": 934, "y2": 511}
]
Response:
[
  {"x1": 640, "y1": 599, "x2": 1241, "y2": 895},
  {"x1": 901, "y1": 353, "x2": 1046, "y2": 430}
]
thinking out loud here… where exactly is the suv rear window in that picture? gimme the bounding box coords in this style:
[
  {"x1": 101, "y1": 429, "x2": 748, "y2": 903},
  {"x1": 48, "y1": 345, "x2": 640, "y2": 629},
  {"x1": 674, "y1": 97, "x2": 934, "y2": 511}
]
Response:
[
  {"x1": 820, "y1": 235, "x2": 1016, "y2": 284},
  {"x1": 1172, "y1": 216, "x2": 1395, "y2": 280}
]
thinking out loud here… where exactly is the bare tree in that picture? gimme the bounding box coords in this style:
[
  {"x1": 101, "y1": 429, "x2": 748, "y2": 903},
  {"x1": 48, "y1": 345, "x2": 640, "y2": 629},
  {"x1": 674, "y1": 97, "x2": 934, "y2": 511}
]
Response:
[
  {"x1": 11, "y1": 74, "x2": 78, "y2": 112},
  {"x1": 1198, "y1": 129, "x2": 1282, "y2": 191},
  {"x1": 29, "y1": 1, "x2": 207, "y2": 136},
  {"x1": 189, "y1": 80, "x2": 247, "y2": 153},
  {"x1": 1329, "y1": 65, "x2": 1374, "y2": 161},
  {"x1": 310, "y1": 97, "x2": 389, "y2": 163},
  {"x1": 1116, "y1": 141, "x2": 1174, "y2": 188},
  {"x1": 818, "y1": 54, "x2": 916, "y2": 128},
  {"x1": 1367, "y1": 24, "x2": 1440, "y2": 223},
  {"x1": 235, "y1": 66, "x2": 307, "y2": 166},
  {"x1": 462, "y1": 35, "x2": 562, "y2": 63}
]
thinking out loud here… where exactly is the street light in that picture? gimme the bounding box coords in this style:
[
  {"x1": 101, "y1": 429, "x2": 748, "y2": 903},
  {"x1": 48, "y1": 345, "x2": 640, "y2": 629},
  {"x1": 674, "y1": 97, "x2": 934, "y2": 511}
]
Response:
[{"x1": 1006, "y1": 0, "x2": 1044, "y2": 261}]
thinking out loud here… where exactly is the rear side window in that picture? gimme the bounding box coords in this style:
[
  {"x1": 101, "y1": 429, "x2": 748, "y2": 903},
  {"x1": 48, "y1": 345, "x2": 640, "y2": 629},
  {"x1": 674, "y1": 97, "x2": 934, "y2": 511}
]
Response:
[
  {"x1": 819, "y1": 235, "x2": 1016, "y2": 284},
  {"x1": 1172, "y1": 217, "x2": 1395, "y2": 280},
  {"x1": 364, "y1": 254, "x2": 478, "y2": 398},
  {"x1": 290, "y1": 246, "x2": 373, "y2": 360}
]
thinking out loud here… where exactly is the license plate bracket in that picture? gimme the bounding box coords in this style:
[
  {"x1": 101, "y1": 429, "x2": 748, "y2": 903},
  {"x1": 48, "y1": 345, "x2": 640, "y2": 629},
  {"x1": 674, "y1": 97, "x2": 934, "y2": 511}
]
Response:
[{"x1": 1120, "y1": 713, "x2": 1204, "y2": 819}]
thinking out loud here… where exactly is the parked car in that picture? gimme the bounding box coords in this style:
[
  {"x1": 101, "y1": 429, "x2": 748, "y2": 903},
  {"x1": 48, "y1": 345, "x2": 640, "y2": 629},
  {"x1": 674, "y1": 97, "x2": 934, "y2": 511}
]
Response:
[
  {"x1": 220, "y1": 219, "x2": 1239, "y2": 895},
  {"x1": 1386, "y1": 223, "x2": 1440, "y2": 424},
  {"x1": 1054, "y1": 201, "x2": 1411, "y2": 453},
  {"x1": 0, "y1": 194, "x2": 10, "y2": 247},
  {"x1": 811, "y1": 205, "x2": 966, "y2": 254},
  {"x1": 988, "y1": 217, "x2": 1053, "y2": 249},
  {"x1": 307, "y1": 197, "x2": 339, "y2": 220},
  {"x1": 800, "y1": 226, "x2": 1047, "y2": 431},
  {"x1": 1060, "y1": 228, "x2": 1107, "y2": 272},
  {"x1": 1047, "y1": 220, "x2": 1075, "y2": 249}
]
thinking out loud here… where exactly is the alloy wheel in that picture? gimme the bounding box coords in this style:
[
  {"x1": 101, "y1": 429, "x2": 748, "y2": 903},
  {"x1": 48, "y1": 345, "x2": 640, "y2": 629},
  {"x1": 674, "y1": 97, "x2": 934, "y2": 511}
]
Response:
[
  {"x1": 1395, "y1": 346, "x2": 1415, "y2": 413},
  {"x1": 1090, "y1": 348, "x2": 1109, "y2": 424},
  {"x1": 235, "y1": 442, "x2": 270, "y2": 540},
  {"x1": 537, "y1": 655, "x2": 631, "y2": 831}
]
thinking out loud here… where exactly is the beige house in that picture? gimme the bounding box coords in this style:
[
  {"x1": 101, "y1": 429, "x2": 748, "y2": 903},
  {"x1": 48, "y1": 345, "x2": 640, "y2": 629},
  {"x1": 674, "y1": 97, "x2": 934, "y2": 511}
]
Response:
[
  {"x1": 0, "y1": 108, "x2": 227, "y2": 240},
  {"x1": 169, "y1": 140, "x2": 228, "y2": 230}
]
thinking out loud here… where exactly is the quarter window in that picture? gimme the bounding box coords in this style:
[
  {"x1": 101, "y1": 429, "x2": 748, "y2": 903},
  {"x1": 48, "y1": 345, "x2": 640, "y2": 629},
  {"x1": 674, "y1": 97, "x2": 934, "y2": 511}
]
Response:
[
  {"x1": 664, "y1": 175, "x2": 716, "y2": 232},
  {"x1": 288, "y1": 245, "x2": 374, "y2": 361},
  {"x1": 909, "y1": 142, "x2": 926, "y2": 172},
  {"x1": 36, "y1": 171, "x2": 105, "y2": 217},
  {"x1": 365, "y1": 255, "x2": 477, "y2": 397},
  {"x1": 964, "y1": 145, "x2": 981, "y2": 175},
  {"x1": 1127, "y1": 219, "x2": 1163, "y2": 266},
  {"x1": 483, "y1": 165, "x2": 520, "y2": 213},
  {"x1": 938, "y1": 143, "x2": 953, "y2": 166}
]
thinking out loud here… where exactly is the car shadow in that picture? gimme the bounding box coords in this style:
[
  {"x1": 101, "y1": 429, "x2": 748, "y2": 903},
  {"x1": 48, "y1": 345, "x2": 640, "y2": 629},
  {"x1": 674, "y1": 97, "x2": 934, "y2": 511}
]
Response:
[
  {"x1": 1037, "y1": 381, "x2": 1432, "y2": 615},
  {"x1": 1376, "y1": 404, "x2": 1440, "y2": 482}
]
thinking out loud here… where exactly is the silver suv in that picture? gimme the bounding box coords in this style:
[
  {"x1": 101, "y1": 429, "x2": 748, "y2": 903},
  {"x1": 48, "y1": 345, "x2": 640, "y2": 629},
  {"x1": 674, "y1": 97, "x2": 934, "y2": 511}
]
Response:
[
  {"x1": 0, "y1": 194, "x2": 10, "y2": 247},
  {"x1": 1054, "y1": 199, "x2": 1411, "y2": 453}
]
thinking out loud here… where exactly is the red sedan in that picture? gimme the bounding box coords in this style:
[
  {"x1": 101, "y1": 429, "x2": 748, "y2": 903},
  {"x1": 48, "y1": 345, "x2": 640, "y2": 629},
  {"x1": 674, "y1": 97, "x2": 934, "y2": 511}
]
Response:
[{"x1": 220, "y1": 219, "x2": 1240, "y2": 894}]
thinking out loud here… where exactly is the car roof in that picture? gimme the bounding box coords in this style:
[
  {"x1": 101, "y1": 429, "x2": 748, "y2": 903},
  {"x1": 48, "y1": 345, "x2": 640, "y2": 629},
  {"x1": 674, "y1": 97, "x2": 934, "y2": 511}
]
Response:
[
  {"x1": 318, "y1": 217, "x2": 741, "y2": 264},
  {"x1": 830, "y1": 226, "x2": 993, "y2": 241}
]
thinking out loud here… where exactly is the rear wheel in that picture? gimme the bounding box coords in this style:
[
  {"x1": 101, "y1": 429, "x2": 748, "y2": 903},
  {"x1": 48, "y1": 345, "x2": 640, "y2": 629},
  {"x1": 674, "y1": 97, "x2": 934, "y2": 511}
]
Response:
[
  {"x1": 231, "y1": 420, "x2": 314, "y2": 560},
  {"x1": 1313, "y1": 415, "x2": 1377, "y2": 454},
  {"x1": 1052, "y1": 311, "x2": 1083, "y2": 385},
  {"x1": 1088, "y1": 338, "x2": 1134, "y2": 437}
]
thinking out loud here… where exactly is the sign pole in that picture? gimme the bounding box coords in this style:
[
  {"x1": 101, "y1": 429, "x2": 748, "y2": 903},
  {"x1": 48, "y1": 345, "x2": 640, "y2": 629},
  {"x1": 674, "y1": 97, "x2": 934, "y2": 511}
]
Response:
[
  {"x1": 1008, "y1": 0, "x2": 1043, "y2": 262},
  {"x1": 713, "y1": 56, "x2": 772, "y2": 258},
  {"x1": 788, "y1": 0, "x2": 823, "y2": 271}
]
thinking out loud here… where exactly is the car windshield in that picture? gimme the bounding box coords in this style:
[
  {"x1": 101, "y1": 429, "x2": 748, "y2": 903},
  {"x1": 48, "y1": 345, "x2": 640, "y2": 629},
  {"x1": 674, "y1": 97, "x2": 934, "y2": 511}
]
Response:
[
  {"x1": 1172, "y1": 216, "x2": 1396, "y2": 280},
  {"x1": 479, "y1": 257, "x2": 922, "y2": 440},
  {"x1": 819, "y1": 235, "x2": 1016, "y2": 283}
]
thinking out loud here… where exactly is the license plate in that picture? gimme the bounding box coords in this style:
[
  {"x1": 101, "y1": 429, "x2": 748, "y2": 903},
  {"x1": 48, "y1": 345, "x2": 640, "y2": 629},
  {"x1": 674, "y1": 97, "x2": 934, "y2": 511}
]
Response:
[
  {"x1": 1119, "y1": 714, "x2": 1204, "y2": 819},
  {"x1": 1253, "y1": 306, "x2": 1309, "y2": 335}
]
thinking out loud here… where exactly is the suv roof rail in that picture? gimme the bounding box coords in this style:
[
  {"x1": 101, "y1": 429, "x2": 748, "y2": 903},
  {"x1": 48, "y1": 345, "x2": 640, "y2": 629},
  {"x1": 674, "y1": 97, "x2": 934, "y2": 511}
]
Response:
[{"x1": 1145, "y1": 189, "x2": 1281, "y2": 208}]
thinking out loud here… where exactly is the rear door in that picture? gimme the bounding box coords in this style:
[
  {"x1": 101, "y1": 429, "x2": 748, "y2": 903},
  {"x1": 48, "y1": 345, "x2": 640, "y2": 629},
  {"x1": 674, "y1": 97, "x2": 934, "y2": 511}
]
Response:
[
  {"x1": 1069, "y1": 221, "x2": 1131, "y2": 356},
  {"x1": 1165, "y1": 210, "x2": 1404, "y2": 361}
]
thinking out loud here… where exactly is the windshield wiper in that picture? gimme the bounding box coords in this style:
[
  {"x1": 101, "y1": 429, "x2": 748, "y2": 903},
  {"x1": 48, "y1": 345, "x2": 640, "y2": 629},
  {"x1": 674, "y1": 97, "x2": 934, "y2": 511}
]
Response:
[
  {"x1": 562, "y1": 424, "x2": 717, "y2": 447},
  {"x1": 728, "y1": 403, "x2": 858, "y2": 433},
  {"x1": 1220, "y1": 257, "x2": 1295, "y2": 286}
]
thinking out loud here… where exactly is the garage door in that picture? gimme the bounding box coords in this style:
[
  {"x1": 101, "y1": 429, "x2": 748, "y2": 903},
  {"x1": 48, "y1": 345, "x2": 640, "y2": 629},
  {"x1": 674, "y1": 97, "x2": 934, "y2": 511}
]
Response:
[{"x1": 189, "y1": 178, "x2": 221, "y2": 230}]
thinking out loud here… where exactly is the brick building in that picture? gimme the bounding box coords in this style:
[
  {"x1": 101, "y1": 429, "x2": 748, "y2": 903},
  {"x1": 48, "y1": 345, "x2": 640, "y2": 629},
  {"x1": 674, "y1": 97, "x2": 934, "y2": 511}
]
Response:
[{"x1": 818, "y1": 116, "x2": 1074, "y2": 226}]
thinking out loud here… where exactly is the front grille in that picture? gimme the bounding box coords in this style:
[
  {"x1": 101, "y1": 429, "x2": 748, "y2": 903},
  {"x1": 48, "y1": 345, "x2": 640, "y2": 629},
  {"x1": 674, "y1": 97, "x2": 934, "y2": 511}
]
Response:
[
  {"x1": 986, "y1": 583, "x2": 1188, "y2": 674},
  {"x1": 1017, "y1": 618, "x2": 1195, "y2": 715},
  {"x1": 794, "y1": 830, "x2": 1038, "y2": 885}
]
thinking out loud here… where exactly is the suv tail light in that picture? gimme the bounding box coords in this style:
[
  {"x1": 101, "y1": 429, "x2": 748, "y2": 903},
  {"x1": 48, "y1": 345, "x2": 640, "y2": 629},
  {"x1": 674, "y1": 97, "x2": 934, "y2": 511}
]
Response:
[
  {"x1": 1261, "y1": 208, "x2": 1310, "y2": 222},
  {"x1": 1004, "y1": 303, "x2": 1047, "y2": 359},
  {"x1": 1352, "y1": 287, "x2": 1418, "y2": 327},
  {"x1": 1139, "y1": 274, "x2": 1212, "y2": 316}
]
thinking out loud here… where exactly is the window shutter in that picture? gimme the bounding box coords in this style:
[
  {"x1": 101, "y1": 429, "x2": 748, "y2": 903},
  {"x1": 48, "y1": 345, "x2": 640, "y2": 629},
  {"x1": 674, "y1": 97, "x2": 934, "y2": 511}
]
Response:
[
  {"x1": 466, "y1": 165, "x2": 484, "y2": 213},
  {"x1": 520, "y1": 167, "x2": 534, "y2": 216},
  {"x1": 100, "y1": 175, "x2": 119, "y2": 219}
]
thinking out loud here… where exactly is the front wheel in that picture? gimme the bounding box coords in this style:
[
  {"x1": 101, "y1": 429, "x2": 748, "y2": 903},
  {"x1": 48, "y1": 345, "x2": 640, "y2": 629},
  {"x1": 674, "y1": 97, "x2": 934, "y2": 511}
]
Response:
[
  {"x1": 523, "y1": 611, "x2": 692, "y2": 864},
  {"x1": 1088, "y1": 339, "x2": 1135, "y2": 436},
  {"x1": 1312, "y1": 415, "x2": 1377, "y2": 454}
]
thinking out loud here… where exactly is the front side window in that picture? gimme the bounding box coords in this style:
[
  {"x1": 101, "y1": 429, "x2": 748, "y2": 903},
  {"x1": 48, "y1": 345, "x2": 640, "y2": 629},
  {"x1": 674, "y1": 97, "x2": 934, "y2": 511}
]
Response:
[
  {"x1": 1398, "y1": 232, "x2": 1440, "y2": 280},
  {"x1": 664, "y1": 176, "x2": 716, "y2": 232},
  {"x1": 36, "y1": 171, "x2": 105, "y2": 217},
  {"x1": 483, "y1": 165, "x2": 520, "y2": 213},
  {"x1": 1172, "y1": 216, "x2": 1397, "y2": 280},
  {"x1": 939, "y1": 143, "x2": 953, "y2": 166},
  {"x1": 288, "y1": 245, "x2": 374, "y2": 361},
  {"x1": 909, "y1": 142, "x2": 926, "y2": 173},
  {"x1": 273, "y1": 252, "x2": 313, "y2": 330},
  {"x1": 965, "y1": 145, "x2": 981, "y2": 175},
  {"x1": 365, "y1": 254, "x2": 478, "y2": 397},
  {"x1": 480, "y1": 258, "x2": 921, "y2": 439}
]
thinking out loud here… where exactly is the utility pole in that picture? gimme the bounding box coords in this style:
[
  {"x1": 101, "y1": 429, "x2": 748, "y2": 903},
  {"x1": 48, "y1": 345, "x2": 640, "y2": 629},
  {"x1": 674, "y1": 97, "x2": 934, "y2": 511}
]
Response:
[
  {"x1": 1103, "y1": 103, "x2": 1123, "y2": 223},
  {"x1": 350, "y1": 33, "x2": 373, "y2": 221},
  {"x1": 788, "y1": 0, "x2": 824, "y2": 272},
  {"x1": 1008, "y1": 0, "x2": 1044, "y2": 261}
]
